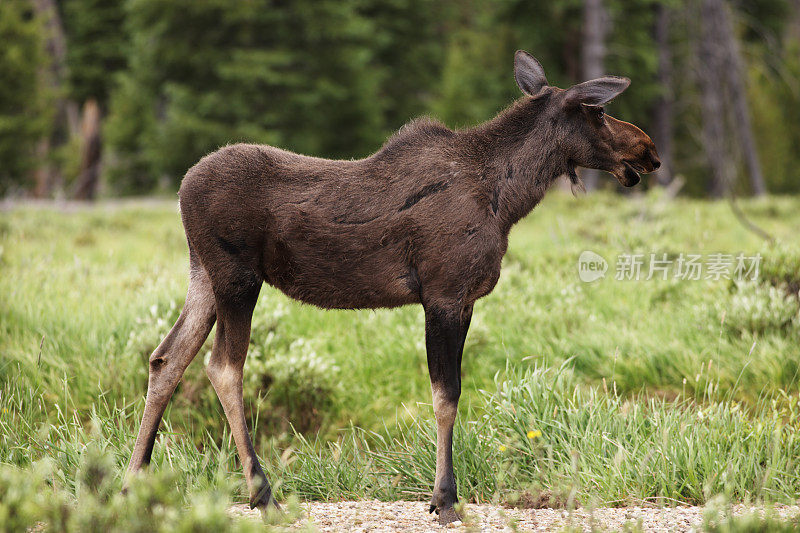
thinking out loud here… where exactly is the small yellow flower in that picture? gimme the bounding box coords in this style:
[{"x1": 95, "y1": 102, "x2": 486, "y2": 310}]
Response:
[
  {"x1": 498, "y1": 445, "x2": 507, "y2": 452},
  {"x1": 527, "y1": 430, "x2": 542, "y2": 439}
]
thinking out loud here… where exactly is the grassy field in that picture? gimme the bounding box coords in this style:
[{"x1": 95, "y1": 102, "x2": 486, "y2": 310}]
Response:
[{"x1": 1, "y1": 190, "x2": 800, "y2": 530}]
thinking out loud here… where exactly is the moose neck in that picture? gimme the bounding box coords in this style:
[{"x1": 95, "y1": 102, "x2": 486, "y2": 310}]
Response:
[{"x1": 464, "y1": 94, "x2": 569, "y2": 232}]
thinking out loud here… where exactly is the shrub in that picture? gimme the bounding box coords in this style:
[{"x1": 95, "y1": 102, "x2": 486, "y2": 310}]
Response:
[
  {"x1": 124, "y1": 299, "x2": 180, "y2": 360},
  {"x1": 0, "y1": 450, "x2": 269, "y2": 533},
  {"x1": 760, "y1": 242, "x2": 800, "y2": 295},
  {"x1": 718, "y1": 281, "x2": 799, "y2": 335},
  {"x1": 246, "y1": 337, "x2": 342, "y2": 434}
]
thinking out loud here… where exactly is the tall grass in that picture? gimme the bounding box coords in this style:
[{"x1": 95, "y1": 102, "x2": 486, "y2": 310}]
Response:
[
  {"x1": 271, "y1": 362, "x2": 800, "y2": 507},
  {"x1": 4, "y1": 362, "x2": 799, "y2": 508}
]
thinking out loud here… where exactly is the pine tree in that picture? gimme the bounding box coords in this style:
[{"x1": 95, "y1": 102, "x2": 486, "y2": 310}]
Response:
[
  {"x1": 62, "y1": 0, "x2": 128, "y2": 107},
  {"x1": 433, "y1": 1, "x2": 515, "y2": 127},
  {"x1": 0, "y1": 0, "x2": 53, "y2": 195},
  {"x1": 364, "y1": 0, "x2": 448, "y2": 131},
  {"x1": 105, "y1": 0, "x2": 386, "y2": 192}
]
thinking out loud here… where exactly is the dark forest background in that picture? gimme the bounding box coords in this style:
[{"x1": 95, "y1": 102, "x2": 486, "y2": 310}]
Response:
[{"x1": 2, "y1": 0, "x2": 799, "y2": 198}]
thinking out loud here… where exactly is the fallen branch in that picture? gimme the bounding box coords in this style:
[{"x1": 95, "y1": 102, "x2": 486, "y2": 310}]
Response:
[{"x1": 727, "y1": 193, "x2": 774, "y2": 243}]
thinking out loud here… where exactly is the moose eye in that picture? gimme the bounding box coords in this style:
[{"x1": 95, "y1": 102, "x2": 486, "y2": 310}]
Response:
[{"x1": 594, "y1": 107, "x2": 605, "y2": 122}]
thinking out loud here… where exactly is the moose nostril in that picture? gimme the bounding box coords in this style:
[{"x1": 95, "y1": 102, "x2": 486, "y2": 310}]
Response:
[{"x1": 648, "y1": 151, "x2": 661, "y2": 170}]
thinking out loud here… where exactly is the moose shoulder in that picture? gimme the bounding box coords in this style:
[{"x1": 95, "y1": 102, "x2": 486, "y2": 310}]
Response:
[{"x1": 125, "y1": 50, "x2": 660, "y2": 524}]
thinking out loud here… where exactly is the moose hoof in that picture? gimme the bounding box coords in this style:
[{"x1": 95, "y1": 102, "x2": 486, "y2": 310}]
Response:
[
  {"x1": 436, "y1": 506, "x2": 462, "y2": 525},
  {"x1": 430, "y1": 487, "x2": 460, "y2": 524},
  {"x1": 429, "y1": 496, "x2": 461, "y2": 525},
  {"x1": 249, "y1": 483, "x2": 280, "y2": 511}
]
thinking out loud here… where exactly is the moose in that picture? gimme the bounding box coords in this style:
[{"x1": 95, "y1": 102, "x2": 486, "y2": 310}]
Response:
[{"x1": 125, "y1": 51, "x2": 659, "y2": 524}]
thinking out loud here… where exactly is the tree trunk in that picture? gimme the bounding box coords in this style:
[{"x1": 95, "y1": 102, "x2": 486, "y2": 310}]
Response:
[
  {"x1": 32, "y1": 139, "x2": 54, "y2": 198},
  {"x1": 718, "y1": 1, "x2": 766, "y2": 195},
  {"x1": 73, "y1": 100, "x2": 103, "y2": 201},
  {"x1": 31, "y1": 0, "x2": 79, "y2": 197},
  {"x1": 652, "y1": 2, "x2": 674, "y2": 186},
  {"x1": 698, "y1": 0, "x2": 733, "y2": 197},
  {"x1": 789, "y1": 0, "x2": 800, "y2": 43},
  {"x1": 581, "y1": 0, "x2": 608, "y2": 191}
]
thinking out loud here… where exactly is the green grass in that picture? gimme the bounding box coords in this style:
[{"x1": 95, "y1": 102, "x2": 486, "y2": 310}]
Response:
[
  {"x1": 273, "y1": 362, "x2": 800, "y2": 505},
  {"x1": 1, "y1": 191, "x2": 800, "y2": 530}
]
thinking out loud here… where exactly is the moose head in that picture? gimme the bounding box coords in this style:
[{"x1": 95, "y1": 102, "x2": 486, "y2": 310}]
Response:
[{"x1": 514, "y1": 50, "x2": 660, "y2": 188}]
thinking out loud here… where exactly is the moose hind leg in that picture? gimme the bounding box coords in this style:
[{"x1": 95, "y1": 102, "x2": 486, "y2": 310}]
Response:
[
  {"x1": 126, "y1": 259, "x2": 216, "y2": 482},
  {"x1": 205, "y1": 272, "x2": 275, "y2": 510},
  {"x1": 424, "y1": 304, "x2": 469, "y2": 524}
]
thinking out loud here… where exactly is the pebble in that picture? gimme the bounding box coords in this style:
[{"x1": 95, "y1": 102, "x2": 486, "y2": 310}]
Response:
[{"x1": 229, "y1": 500, "x2": 800, "y2": 532}]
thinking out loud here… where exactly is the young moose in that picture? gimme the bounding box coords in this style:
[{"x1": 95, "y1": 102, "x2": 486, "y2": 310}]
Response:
[{"x1": 126, "y1": 51, "x2": 659, "y2": 523}]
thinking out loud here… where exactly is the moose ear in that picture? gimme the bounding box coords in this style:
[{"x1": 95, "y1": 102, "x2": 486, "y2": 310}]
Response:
[
  {"x1": 563, "y1": 76, "x2": 631, "y2": 107},
  {"x1": 514, "y1": 50, "x2": 548, "y2": 96}
]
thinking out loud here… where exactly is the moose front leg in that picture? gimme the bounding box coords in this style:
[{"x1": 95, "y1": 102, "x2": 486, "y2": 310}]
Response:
[{"x1": 424, "y1": 303, "x2": 471, "y2": 524}]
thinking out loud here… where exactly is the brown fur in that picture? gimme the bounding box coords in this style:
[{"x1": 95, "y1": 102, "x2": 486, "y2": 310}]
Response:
[{"x1": 125, "y1": 51, "x2": 659, "y2": 524}]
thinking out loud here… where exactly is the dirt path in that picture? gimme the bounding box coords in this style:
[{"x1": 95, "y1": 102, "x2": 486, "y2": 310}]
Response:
[{"x1": 229, "y1": 501, "x2": 800, "y2": 532}]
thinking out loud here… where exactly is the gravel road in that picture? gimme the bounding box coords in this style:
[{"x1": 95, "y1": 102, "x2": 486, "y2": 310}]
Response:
[{"x1": 229, "y1": 500, "x2": 800, "y2": 532}]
